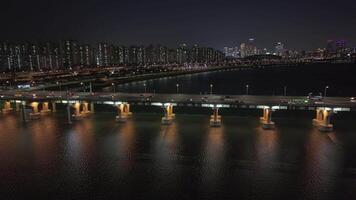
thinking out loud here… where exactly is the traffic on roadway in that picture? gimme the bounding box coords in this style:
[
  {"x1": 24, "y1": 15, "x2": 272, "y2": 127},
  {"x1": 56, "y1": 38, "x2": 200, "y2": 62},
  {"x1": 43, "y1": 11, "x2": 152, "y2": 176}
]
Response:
[{"x1": 1, "y1": 91, "x2": 355, "y2": 108}]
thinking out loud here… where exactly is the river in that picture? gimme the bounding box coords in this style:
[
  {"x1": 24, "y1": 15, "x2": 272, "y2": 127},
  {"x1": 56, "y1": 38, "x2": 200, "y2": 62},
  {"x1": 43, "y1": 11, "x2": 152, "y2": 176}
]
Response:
[{"x1": 1, "y1": 63, "x2": 356, "y2": 200}]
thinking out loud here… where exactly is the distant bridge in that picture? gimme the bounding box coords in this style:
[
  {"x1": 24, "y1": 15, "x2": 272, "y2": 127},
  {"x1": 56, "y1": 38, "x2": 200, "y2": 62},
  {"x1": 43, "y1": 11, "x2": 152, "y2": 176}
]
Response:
[{"x1": 1, "y1": 91, "x2": 355, "y2": 132}]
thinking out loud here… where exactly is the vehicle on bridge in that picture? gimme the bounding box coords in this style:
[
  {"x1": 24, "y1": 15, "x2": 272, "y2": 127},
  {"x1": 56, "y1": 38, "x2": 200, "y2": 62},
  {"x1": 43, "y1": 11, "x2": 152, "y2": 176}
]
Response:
[{"x1": 308, "y1": 93, "x2": 323, "y2": 101}]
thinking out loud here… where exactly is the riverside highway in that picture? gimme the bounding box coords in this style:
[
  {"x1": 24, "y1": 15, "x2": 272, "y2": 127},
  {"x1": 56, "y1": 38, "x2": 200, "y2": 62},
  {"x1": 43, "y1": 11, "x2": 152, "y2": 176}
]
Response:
[{"x1": 1, "y1": 91, "x2": 355, "y2": 111}]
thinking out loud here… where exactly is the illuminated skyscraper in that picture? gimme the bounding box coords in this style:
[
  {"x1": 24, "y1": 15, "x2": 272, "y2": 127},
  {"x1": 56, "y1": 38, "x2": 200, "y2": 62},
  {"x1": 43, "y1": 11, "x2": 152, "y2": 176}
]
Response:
[
  {"x1": 96, "y1": 42, "x2": 110, "y2": 66},
  {"x1": 275, "y1": 42, "x2": 285, "y2": 56},
  {"x1": 79, "y1": 45, "x2": 93, "y2": 67},
  {"x1": 240, "y1": 39, "x2": 258, "y2": 58}
]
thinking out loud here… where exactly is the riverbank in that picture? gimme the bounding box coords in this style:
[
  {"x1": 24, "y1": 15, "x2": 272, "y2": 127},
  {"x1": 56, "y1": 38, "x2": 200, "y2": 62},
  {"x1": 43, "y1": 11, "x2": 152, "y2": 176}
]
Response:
[{"x1": 39, "y1": 65, "x2": 247, "y2": 91}]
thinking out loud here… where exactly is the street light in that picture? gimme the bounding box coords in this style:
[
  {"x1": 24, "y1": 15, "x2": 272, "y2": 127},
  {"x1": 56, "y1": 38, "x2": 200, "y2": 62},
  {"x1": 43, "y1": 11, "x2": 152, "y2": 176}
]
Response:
[
  {"x1": 210, "y1": 84, "x2": 213, "y2": 95},
  {"x1": 112, "y1": 82, "x2": 115, "y2": 93},
  {"x1": 246, "y1": 85, "x2": 249, "y2": 95},
  {"x1": 143, "y1": 83, "x2": 147, "y2": 93},
  {"x1": 284, "y1": 86, "x2": 287, "y2": 96},
  {"x1": 6, "y1": 80, "x2": 11, "y2": 88},
  {"x1": 324, "y1": 86, "x2": 329, "y2": 97},
  {"x1": 80, "y1": 82, "x2": 85, "y2": 92},
  {"x1": 89, "y1": 82, "x2": 93, "y2": 93},
  {"x1": 56, "y1": 81, "x2": 62, "y2": 97},
  {"x1": 176, "y1": 83, "x2": 179, "y2": 94}
]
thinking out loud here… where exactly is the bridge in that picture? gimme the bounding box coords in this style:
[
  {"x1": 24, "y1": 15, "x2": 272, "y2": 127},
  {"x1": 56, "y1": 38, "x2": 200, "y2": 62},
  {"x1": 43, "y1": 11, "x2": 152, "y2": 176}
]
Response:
[{"x1": 1, "y1": 91, "x2": 355, "y2": 132}]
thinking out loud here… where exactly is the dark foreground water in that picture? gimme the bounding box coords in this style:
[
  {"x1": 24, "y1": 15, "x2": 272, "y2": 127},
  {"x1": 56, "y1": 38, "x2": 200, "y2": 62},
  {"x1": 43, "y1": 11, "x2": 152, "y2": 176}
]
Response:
[{"x1": 1, "y1": 110, "x2": 356, "y2": 200}]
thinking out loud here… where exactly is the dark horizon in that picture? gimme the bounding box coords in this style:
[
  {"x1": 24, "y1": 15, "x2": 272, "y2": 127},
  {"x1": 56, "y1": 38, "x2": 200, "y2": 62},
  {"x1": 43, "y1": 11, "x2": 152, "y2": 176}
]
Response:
[{"x1": 1, "y1": 0, "x2": 356, "y2": 51}]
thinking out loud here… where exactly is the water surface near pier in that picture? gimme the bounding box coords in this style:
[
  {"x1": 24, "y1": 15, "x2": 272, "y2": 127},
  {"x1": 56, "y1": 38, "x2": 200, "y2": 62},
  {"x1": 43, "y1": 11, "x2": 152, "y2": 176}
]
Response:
[{"x1": 1, "y1": 111, "x2": 356, "y2": 199}]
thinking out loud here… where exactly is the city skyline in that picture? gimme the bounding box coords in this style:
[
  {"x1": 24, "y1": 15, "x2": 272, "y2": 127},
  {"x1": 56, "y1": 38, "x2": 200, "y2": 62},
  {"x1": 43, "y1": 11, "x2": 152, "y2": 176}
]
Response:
[
  {"x1": 0, "y1": 40, "x2": 225, "y2": 71},
  {"x1": 1, "y1": 0, "x2": 356, "y2": 50}
]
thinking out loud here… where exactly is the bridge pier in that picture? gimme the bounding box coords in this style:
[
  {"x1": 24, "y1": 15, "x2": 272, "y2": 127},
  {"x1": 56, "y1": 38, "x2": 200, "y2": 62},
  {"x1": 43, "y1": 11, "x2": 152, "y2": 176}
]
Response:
[
  {"x1": 72, "y1": 102, "x2": 83, "y2": 120},
  {"x1": 81, "y1": 102, "x2": 91, "y2": 116},
  {"x1": 52, "y1": 102, "x2": 56, "y2": 113},
  {"x1": 161, "y1": 104, "x2": 175, "y2": 125},
  {"x1": 260, "y1": 107, "x2": 275, "y2": 129},
  {"x1": 40, "y1": 102, "x2": 51, "y2": 114},
  {"x1": 313, "y1": 108, "x2": 333, "y2": 132},
  {"x1": 210, "y1": 106, "x2": 221, "y2": 127},
  {"x1": 29, "y1": 102, "x2": 41, "y2": 120},
  {"x1": 16, "y1": 101, "x2": 20, "y2": 111},
  {"x1": 116, "y1": 103, "x2": 132, "y2": 122},
  {"x1": 20, "y1": 101, "x2": 27, "y2": 122},
  {"x1": 90, "y1": 102, "x2": 95, "y2": 113},
  {"x1": 2, "y1": 100, "x2": 13, "y2": 113}
]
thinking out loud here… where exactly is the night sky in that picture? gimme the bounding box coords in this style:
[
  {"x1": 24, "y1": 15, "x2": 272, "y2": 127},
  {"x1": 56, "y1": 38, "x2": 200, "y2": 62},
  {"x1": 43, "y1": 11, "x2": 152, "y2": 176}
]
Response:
[{"x1": 1, "y1": 0, "x2": 356, "y2": 50}]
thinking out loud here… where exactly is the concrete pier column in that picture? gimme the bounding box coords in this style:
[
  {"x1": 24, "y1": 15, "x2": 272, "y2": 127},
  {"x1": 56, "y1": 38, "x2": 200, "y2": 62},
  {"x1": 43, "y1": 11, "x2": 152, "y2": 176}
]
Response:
[
  {"x1": 210, "y1": 106, "x2": 221, "y2": 127},
  {"x1": 29, "y1": 102, "x2": 41, "y2": 120},
  {"x1": 123, "y1": 103, "x2": 132, "y2": 117},
  {"x1": 16, "y1": 102, "x2": 20, "y2": 111},
  {"x1": 20, "y1": 101, "x2": 27, "y2": 122},
  {"x1": 313, "y1": 109, "x2": 324, "y2": 126},
  {"x1": 40, "y1": 102, "x2": 51, "y2": 114},
  {"x1": 161, "y1": 104, "x2": 175, "y2": 125},
  {"x1": 67, "y1": 102, "x2": 72, "y2": 124},
  {"x1": 2, "y1": 101, "x2": 13, "y2": 113},
  {"x1": 168, "y1": 105, "x2": 175, "y2": 119},
  {"x1": 116, "y1": 103, "x2": 131, "y2": 122},
  {"x1": 81, "y1": 102, "x2": 90, "y2": 116},
  {"x1": 90, "y1": 102, "x2": 95, "y2": 113},
  {"x1": 52, "y1": 102, "x2": 56, "y2": 113},
  {"x1": 313, "y1": 108, "x2": 333, "y2": 132},
  {"x1": 260, "y1": 107, "x2": 275, "y2": 129},
  {"x1": 72, "y1": 102, "x2": 83, "y2": 120}
]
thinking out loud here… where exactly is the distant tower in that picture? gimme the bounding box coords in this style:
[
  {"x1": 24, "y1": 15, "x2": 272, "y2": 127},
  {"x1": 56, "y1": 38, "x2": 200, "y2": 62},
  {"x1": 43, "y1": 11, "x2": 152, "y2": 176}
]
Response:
[{"x1": 275, "y1": 42, "x2": 285, "y2": 56}]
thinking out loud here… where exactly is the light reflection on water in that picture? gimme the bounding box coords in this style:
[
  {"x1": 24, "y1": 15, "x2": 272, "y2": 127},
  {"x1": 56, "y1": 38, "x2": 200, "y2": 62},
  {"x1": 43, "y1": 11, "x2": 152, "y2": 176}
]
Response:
[
  {"x1": 254, "y1": 127, "x2": 279, "y2": 169},
  {"x1": 0, "y1": 112, "x2": 355, "y2": 199},
  {"x1": 30, "y1": 116, "x2": 60, "y2": 175},
  {"x1": 201, "y1": 125, "x2": 225, "y2": 184},
  {"x1": 64, "y1": 118, "x2": 96, "y2": 186},
  {"x1": 300, "y1": 128, "x2": 343, "y2": 200},
  {"x1": 116, "y1": 120, "x2": 136, "y2": 173}
]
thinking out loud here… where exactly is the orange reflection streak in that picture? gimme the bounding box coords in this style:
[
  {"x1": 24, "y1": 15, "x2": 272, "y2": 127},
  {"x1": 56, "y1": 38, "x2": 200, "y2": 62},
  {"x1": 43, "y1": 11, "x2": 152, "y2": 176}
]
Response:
[
  {"x1": 73, "y1": 119, "x2": 96, "y2": 161},
  {"x1": 31, "y1": 116, "x2": 59, "y2": 173},
  {"x1": 254, "y1": 127, "x2": 279, "y2": 170},
  {"x1": 0, "y1": 114, "x2": 17, "y2": 132},
  {"x1": 116, "y1": 120, "x2": 136, "y2": 171},
  {"x1": 152, "y1": 123, "x2": 179, "y2": 177},
  {"x1": 0, "y1": 115, "x2": 19, "y2": 166},
  {"x1": 64, "y1": 118, "x2": 96, "y2": 174},
  {"x1": 301, "y1": 128, "x2": 341, "y2": 199},
  {"x1": 158, "y1": 123, "x2": 178, "y2": 155},
  {"x1": 205, "y1": 126, "x2": 225, "y2": 162},
  {"x1": 201, "y1": 125, "x2": 225, "y2": 183}
]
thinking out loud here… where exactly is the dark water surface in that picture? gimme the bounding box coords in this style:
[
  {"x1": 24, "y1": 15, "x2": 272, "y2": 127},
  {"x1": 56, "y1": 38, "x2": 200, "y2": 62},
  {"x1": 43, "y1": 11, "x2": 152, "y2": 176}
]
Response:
[
  {"x1": 2, "y1": 64, "x2": 356, "y2": 200},
  {"x1": 1, "y1": 111, "x2": 356, "y2": 200},
  {"x1": 114, "y1": 63, "x2": 356, "y2": 96}
]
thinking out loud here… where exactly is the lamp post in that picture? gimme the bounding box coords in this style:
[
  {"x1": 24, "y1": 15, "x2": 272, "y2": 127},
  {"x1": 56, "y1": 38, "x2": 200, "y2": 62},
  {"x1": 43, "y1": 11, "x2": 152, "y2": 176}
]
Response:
[
  {"x1": 210, "y1": 84, "x2": 213, "y2": 95},
  {"x1": 284, "y1": 86, "x2": 287, "y2": 96},
  {"x1": 112, "y1": 83, "x2": 115, "y2": 93},
  {"x1": 89, "y1": 82, "x2": 93, "y2": 93},
  {"x1": 176, "y1": 83, "x2": 179, "y2": 94},
  {"x1": 324, "y1": 86, "x2": 329, "y2": 97},
  {"x1": 144, "y1": 83, "x2": 147, "y2": 93},
  {"x1": 6, "y1": 80, "x2": 11, "y2": 89},
  {"x1": 80, "y1": 82, "x2": 85, "y2": 92},
  {"x1": 56, "y1": 81, "x2": 62, "y2": 97},
  {"x1": 246, "y1": 85, "x2": 249, "y2": 95}
]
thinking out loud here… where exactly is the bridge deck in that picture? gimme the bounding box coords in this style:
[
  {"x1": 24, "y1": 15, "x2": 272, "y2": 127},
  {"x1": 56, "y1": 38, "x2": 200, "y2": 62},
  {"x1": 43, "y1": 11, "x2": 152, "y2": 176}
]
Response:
[{"x1": 1, "y1": 91, "x2": 355, "y2": 110}]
